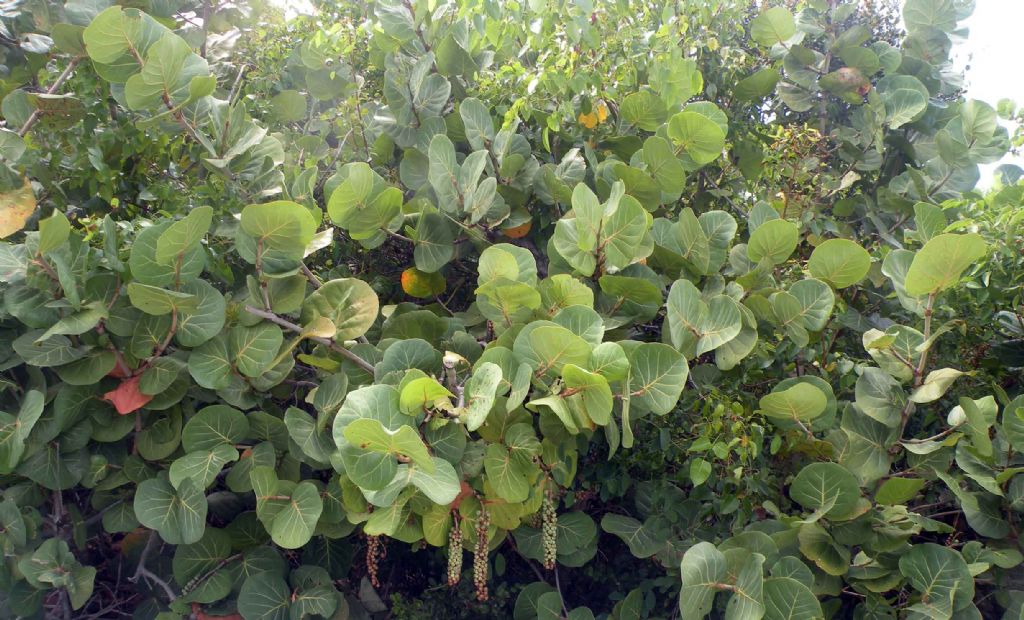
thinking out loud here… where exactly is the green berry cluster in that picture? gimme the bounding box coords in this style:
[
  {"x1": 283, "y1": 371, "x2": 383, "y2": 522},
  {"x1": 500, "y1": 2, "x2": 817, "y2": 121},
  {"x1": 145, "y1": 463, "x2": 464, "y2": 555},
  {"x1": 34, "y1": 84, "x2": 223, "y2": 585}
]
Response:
[
  {"x1": 447, "y1": 514, "x2": 463, "y2": 587},
  {"x1": 542, "y1": 484, "x2": 558, "y2": 570},
  {"x1": 473, "y1": 506, "x2": 490, "y2": 602}
]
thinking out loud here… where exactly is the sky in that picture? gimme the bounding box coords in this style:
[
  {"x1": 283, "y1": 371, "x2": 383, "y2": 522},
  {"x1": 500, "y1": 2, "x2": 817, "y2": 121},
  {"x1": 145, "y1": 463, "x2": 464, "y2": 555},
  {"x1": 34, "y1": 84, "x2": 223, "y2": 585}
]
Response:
[{"x1": 955, "y1": 0, "x2": 1024, "y2": 185}]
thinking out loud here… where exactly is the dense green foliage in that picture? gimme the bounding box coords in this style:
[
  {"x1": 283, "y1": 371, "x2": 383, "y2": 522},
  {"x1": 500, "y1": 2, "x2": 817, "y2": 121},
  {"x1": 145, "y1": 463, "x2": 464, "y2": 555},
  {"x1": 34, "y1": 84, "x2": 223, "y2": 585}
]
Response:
[{"x1": 0, "y1": 0, "x2": 1022, "y2": 618}]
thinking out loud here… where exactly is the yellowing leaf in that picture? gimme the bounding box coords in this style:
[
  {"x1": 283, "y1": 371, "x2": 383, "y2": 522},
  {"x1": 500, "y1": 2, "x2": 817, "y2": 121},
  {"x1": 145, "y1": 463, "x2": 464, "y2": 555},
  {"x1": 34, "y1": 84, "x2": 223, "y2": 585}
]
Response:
[
  {"x1": 0, "y1": 178, "x2": 36, "y2": 239},
  {"x1": 578, "y1": 111, "x2": 598, "y2": 129}
]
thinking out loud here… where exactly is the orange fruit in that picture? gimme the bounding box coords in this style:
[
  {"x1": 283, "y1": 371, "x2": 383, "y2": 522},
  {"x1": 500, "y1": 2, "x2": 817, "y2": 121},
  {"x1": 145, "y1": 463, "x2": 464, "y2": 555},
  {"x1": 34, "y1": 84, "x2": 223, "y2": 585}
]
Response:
[
  {"x1": 401, "y1": 267, "x2": 446, "y2": 298},
  {"x1": 501, "y1": 219, "x2": 532, "y2": 239}
]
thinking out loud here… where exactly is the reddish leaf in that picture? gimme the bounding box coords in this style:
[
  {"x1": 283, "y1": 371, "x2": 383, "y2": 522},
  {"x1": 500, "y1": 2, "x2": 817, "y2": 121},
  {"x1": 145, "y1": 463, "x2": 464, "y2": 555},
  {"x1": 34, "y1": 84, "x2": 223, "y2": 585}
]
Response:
[{"x1": 103, "y1": 376, "x2": 152, "y2": 414}]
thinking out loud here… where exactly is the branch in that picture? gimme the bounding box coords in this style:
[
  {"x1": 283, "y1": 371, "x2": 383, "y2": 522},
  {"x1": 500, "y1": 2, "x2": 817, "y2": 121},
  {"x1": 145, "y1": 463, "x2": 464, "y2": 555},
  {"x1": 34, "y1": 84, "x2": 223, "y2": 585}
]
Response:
[
  {"x1": 244, "y1": 305, "x2": 376, "y2": 374},
  {"x1": 131, "y1": 532, "x2": 177, "y2": 603},
  {"x1": 18, "y1": 56, "x2": 83, "y2": 138},
  {"x1": 897, "y1": 292, "x2": 937, "y2": 442}
]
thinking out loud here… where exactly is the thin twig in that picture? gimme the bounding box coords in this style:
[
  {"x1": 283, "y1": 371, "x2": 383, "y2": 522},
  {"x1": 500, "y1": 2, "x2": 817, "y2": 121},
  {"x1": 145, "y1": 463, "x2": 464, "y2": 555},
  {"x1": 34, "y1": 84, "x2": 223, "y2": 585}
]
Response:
[
  {"x1": 130, "y1": 533, "x2": 177, "y2": 602},
  {"x1": 300, "y1": 262, "x2": 322, "y2": 288},
  {"x1": 244, "y1": 305, "x2": 375, "y2": 374},
  {"x1": 18, "y1": 56, "x2": 83, "y2": 137}
]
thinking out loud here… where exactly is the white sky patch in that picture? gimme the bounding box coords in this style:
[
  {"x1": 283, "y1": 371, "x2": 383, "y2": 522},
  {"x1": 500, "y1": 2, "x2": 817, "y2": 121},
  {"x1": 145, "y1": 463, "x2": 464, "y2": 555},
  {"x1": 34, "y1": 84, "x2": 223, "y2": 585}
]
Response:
[
  {"x1": 954, "y1": 0, "x2": 1024, "y2": 186},
  {"x1": 269, "y1": 0, "x2": 316, "y2": 20}
]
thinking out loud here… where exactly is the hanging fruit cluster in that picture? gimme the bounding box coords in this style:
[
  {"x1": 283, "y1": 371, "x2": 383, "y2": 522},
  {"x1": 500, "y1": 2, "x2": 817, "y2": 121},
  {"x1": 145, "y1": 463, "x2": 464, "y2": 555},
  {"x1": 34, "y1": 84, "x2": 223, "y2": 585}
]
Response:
[
  {"x1": 447, "y1": 514, "x2": 463, "y2": 587},
  {"x1": 473, "y1": 507, "x2": 490, "y2": 601}
]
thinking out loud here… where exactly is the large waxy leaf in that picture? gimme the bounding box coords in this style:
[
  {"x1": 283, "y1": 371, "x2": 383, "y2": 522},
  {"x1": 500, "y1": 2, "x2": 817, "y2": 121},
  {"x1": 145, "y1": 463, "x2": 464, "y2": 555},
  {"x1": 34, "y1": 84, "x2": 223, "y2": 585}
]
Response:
[
  {"x1": 748, "y1": 219, "x2": 799, "y2": 265},
  {"x1": 175, "y1": 280, "x2": 226, "y2": 346},
  {"x1": 885, "y1": 88, "x2": 928, "y2": 128},
  {"x1": 600, "y1": 195, "x2": 651, "y2": 273},
  {"x1": 642, "y1": 136, "x2": 686, "y2": 194},
  {"x1": 385, "y1": 457, "x2": 456, "y2": 505},
  {"x1": 808, "y1": 239, "x2": 871, "y2": 288},
  {"x1": 667, "y1": 111, "x2": 725, "y2": 166},
  {"x1": 398, "y1": 376, "x2": 452, "y2": 416},
  {"x1": 789, "y1": 462, "x2": 861, "y2": 519},
  {"x1": 562, "y1": 364, "x2": 613, "y2": 426},
  {"x1": 763, "y1": 577, "x2": 822, "y2": 620},
  {"x1": 484, "y1": 441, "x2": 536, "y2": 503},
  {"x1": 899, "y1": 543, "x2": 974, "y2": 617},
  {"x1": 909, "y1": 368, "x2": 964, "y2": 404},
  {"x1": 855, "y1": 367, "x2": 906, "y2": 427},
  {"x1": 182, "y1": 405, "x2": 250, "y2": 452},
  {"x1": 124, "y1": 32, "x2": 210, "y2": 110},
  {"x1": 734, "y1": 67, "x2": 781, "y2": 101},
  {"x1": 172, "y1": 528, "x2": 233, "y2": 603},
  {"x1": 600, "y1": 514, "x2": 669, "y2": 558},
  {"x1": 838, "y1": 405, "x2": 895, "y2": 485},
  {"x1": 169, "y1": 443, "x2": 238, "y2": 489},
  {"x1": 621, "y1": 90, "x2": 667, "y2": 131},
  {"x1": 678, "y1": 542, "x2": 726, "y2": 620},
  {"x1": 904, "y1": 233, "x2": 987, "y2": 296},
  {"x1": 231, "y1": 323, "x2": 284, "y2": 377},
  {"x1": 464, "y1": 362, "x2": 502, "y2": 430},
  {"x1": 750, "y1": 6, "x2": 795, "y2": 46},
  {"x1": 240, "y1": 200, "x2": 317, "y2": 252},
  {"x1": 666, "y1": 279, "x2": 742, "y2": 359},
  {"x1": 0, "y1": 390, "x2": 43, "y2": 472},
  {"x1": 0, "y1": 179, "x2": 36, "y2": 240},
  {"x1": 300, "y1": 278, "x2": 379, "y2": 341},
  {"x1": 413, "y1": 212, "x2": 455, "y2": 272},
  {"x1": 514, "y1": 324, "x2": 591, "y2": 378},
  {"x1": 797, "y1": 523, "x2": 849, "y2": 576},
  {"x1": 342, "y1": 418, "x2": 433, "y2": 472},
  {"x1": 155, "y1": 206, "x2": 212, "y2": 265},
  {"x1": 284, "y1": 406, "x2": 334, "y2": 465},
  {"x1": 83, "y1": 6, "x2": 167, "y2": 76},
  {"x1": 37, "y1": 211, "x2": 70, "y2": 255},
  {"x1": 126, "y1": 282, "x2": 198, "y2": 315},
  {"x1": 459, "y1": 97, "x2": 494, "y2": 150},
  {"x1": 129, "y1": 221, "x2": 206, "y2": 287},
  {"x1": 759, "y1": 383, "x2": 827, "y2": 424},
  {"x1": 726, "y1": 553, "x2": 765, "y2": 620},
  {"x1": 237, "y1": 570, "x2": 291, "y2": 620},
  {"x1": 628, "y1": 343, "x2": 688, "y2": 415},
  {"x1": 327, "y1": 163, "x2": 401, "y2": 236},
  {"x1": 251, "y1": 467, "x2": 324, "y2": 549},
  {"x1": 134, "y1": 475, "x2": 208, "y2": 544}
]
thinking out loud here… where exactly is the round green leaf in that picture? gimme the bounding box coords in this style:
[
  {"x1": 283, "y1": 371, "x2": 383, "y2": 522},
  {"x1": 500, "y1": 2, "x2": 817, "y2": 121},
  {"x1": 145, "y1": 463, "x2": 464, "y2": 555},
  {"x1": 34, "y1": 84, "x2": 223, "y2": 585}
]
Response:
[
  {"x1": 759, "y1": 383, "x2": 827, "y2": 423},
  {"x1": 678, "y1": 542, "x2": 726, "y2": 620},
  {"x1": 748, "y1": 219, "x2": 799, "y2": 265},
  {"x1": 134, "y1": 475, "x2": 208, "y2": 545},
  {"x1": 790, "y1": 462, "x2": 861, "y2": 518},
  {"x1": 240, "y1": 200, "x2": 317, "y2": 252},
  {"x1": 899, "y1": 543, "x2": 974, "y2": 616},
  {"x1": 182, "y1": 405, "x2": 250, "y2": 452},
  {"x1": 667, "y1": 111, "x2": 726, "y2": 166},
  {"x1": 904, "y1": 233, "x2": 988, "y2": 296},
  {"x1": 628, "y1": 342, "x2": 688, "y2": 415},
  {"x1": 301, "y1": 278, "x2": 379, "y2": 340},
  {"x1": 808, "y1": 239, "x2": 871, "y2": 288},
  {"x1": 750, "y1": 7, "x2": 795, "y2": 46},
  {"x1": 763, "y1": 577, "x2": 822, "y2": 620}
]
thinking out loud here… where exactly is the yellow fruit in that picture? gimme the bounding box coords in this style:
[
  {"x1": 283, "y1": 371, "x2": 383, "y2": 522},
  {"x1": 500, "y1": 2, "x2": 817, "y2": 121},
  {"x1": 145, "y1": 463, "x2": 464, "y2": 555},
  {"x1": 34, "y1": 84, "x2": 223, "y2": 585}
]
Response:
[
  {"x1": 578, "y1": 111, "x2": 598, "y2": 129},
  {"x1": 401, "y1": 267, "x2": 446, "y2": 298},
  {"x1": 595, "y1": 102, "x2": 608, "y2": 123}
]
